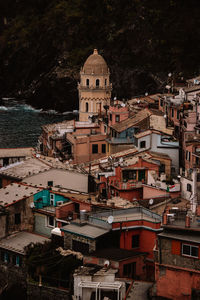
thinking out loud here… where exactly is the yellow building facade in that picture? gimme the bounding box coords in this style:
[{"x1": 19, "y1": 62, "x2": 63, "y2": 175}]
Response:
[{"x1": 78, "y1": 49, "x2": 112, "y2": 122}]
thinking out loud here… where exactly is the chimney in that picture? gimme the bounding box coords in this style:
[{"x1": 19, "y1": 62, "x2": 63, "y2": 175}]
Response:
[
  {"x1": 163, "y1": 213, "x2": 167, "y2": 225},
  {"x1": 185, "y1": 214, "x2": 190, "y2": 228}
]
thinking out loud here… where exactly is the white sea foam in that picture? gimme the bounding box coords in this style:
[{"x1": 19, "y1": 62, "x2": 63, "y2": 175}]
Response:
[{"x1": 0, "y1": 106, "x2": 8, "y2": 111}]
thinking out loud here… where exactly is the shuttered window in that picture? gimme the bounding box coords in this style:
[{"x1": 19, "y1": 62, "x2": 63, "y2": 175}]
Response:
[{"x1": 171, "y1": 240, "x2": 181, "y2": 255}]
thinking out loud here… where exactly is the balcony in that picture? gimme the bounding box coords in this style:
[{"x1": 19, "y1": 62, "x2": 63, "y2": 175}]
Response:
[{"x1": 110, "y1": 179, "x2": 145, "y2": 190}]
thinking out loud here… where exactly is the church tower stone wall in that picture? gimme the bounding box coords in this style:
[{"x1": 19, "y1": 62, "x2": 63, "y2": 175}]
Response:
[{"x1": 78, "y1": 49, "x2": 112, "y2": 122}]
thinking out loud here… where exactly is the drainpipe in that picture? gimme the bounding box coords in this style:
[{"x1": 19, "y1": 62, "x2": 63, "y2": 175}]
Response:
[{"x1": 192, "y1": 164, "x2": 197, "y2": 214}]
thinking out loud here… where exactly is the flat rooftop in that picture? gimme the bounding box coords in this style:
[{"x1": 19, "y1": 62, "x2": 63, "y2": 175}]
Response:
[
  {"x1": 0, "y1": 147, "x2": 34, "y2": 158},
  {"x1": 0, "y1": 157, "x2": 51, "y2": 180},
  {"x1": 61, "y1": 223, "x2": 109, "y2": 239},
  {"x1": 90, "y1": 206, "x2": 162, "y2": 224}
]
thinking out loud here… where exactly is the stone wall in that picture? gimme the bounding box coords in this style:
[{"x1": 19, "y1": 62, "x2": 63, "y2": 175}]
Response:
[
  {"x1": 64, "y1": 232, "x2": 96, "y2": 253},
  {"x1": 159, "y1": 237, "x2": 200, "y2": 270}
]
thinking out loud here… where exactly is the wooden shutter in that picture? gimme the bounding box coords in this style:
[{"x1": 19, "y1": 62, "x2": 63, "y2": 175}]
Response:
[{"x1": 171, "y1": 240, "x2": 181, "y2": 255}]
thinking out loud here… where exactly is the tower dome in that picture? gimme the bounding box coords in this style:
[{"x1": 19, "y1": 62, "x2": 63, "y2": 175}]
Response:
[
  {"x1": 78, "y1": 49, "x2": 112, "y2": 122},
  {"x1": 82, "y1": 49, "x2": 109, "y2": 75}
]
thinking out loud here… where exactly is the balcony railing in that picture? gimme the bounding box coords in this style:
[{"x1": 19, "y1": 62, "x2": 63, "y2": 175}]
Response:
[{"x1": 110, "y1": 179, "x2": 145, "y2": 190}]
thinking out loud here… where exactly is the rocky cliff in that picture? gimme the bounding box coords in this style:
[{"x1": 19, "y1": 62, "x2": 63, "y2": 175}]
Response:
[{"x1": 0, "y1": 0, "x2": 200, "y2": 111}]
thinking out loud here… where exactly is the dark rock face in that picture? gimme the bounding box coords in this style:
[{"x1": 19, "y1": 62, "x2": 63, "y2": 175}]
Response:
[{"x1": 0, "y1": 0, "x2": 200, "y2": 111}]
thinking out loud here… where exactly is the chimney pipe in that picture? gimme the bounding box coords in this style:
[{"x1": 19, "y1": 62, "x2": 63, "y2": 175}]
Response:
[
  {"x1": 185, "y1": 214, "x2": 190, "y2": 228},
  {"x1": 163, "y1": 213, "x2": 167, "y2": 225}
]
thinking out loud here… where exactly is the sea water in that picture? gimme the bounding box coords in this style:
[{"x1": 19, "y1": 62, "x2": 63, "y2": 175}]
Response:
[{"x1": 0, "y1": 99, "x2": 74, "y2": 148}]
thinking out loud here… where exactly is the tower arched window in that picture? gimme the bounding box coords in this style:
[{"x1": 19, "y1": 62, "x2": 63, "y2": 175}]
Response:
[
  {"x1": 96, "y1": 79, "x2": 100, "y2": 87},
  {"x1": 86, "y1": 79, "x2": 89, "y2": 87},
  {"x1": 86, "y1": 102, "x2": 89, "y2": 112}
]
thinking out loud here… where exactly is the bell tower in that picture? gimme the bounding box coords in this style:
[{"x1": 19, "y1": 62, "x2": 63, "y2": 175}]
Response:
[{"x1": 78, "y1": 49, "x2": 112, "y2": 122}]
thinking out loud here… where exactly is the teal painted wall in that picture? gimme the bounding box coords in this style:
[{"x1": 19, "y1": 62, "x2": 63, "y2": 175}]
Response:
[{"x1": 33, "y1": 189, "x2": 69, "y2": 209}]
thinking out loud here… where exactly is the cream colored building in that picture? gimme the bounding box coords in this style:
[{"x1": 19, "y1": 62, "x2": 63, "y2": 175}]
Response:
[{"x1": 78, "y1": 49, "x2": 112, "y2": 121}]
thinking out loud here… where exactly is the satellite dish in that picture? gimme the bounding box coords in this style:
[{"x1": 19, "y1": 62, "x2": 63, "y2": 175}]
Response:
[
  {"x1": 149, "y1": 199, "x2": 154, "y2": 205},
  {"x1": 107, "y1": 215, "x2": 114, "y2": 224},
  {"x1": 104, "y1": 260, "x2": 110, "y2": 267},
  {"x1": 30, "y1": 202, "x2": 35, "y2": 208}
]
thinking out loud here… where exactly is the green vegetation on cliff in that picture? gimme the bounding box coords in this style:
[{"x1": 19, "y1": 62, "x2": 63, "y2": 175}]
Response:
[{"x1": 0, "y1": 0, "x2": 200, "y2": 111}]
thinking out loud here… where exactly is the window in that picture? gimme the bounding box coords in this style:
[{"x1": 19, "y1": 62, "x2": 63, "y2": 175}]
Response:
[
  {"x1": 105, "y1": 79, "x2": 107, "y2": 86},
  {"x1": 123, "y1": 262, "x2": 136, "y2": 277},
  {"x1": 110, "y1": 114, "x2": 112, "y2": 121},
  {"x1": 196, "y1": 156, "x2": 200, "y2": 165},
  {"x1": 177, "y1": 110, "x2": 180, "y2": 120},
  {"x1": 85, "y1": 102, "x2": 89, "y2": 112},
  {"x1": 96, "y1": 79, "x2": 100, "y2": 87},
  {"x1": 15, "y1": 213, "x2": 21, "y2": 225},
  {"x1": 102, "y1": 144, "x2": 106, "y2": 153},
  {"x1": 159, "y1": 164, "x2": 165, "y2": 174},
  {"x1": 160, "y1": 99, "x2": 163, "y2": 107},
  {"x1": 50, "y1": 193, "x2": 55, "y2": 206},
  {"x1": 197, "y1": 173, "x2": 200, "y2": 182},
  {"x1": 138, "y1": 170, "x2": 145, "y2": 181},
  {"x1": 115, "y1": 115, "x2": 120, "y2": 122},
  {"x1": 187, "y1": 184, "x2": 192, "y2": 192},
  {"x1": 140, "y1": 141, "x2": 146, "y2": 148},
  {"x1": 182, "y1": 244, "x2": 198, "y2": 258},
  {"x1": 132, "y1": 235, "x2": 140, "y2": 248},
  {"x1": 4, "y1": 252, "x2": 10, "y2": 263},
  {"x1": 186, "y1": 151, "x2": 191, "y2": 161},
  {"x1": 48, "y1": 181, "x2": 53, "y2": 187},
  {"x1": 123, "y1": 170, "x2": 137, "y2": 180},
  {"x1": 171, "y1": 108, "x2": 174, "y2": 118},
  {"x1": 92, "y1": 144, "x2": 98, "y2": 154},
  {"x1": 47, "y1": 216, "x2": 55, "y2": 227},
  {"x1": 86, "y1": 79, "x2": 89, "y2": 87},
  {"x1": 16, "y1": 255, "x2": 22, "y2": 267}
]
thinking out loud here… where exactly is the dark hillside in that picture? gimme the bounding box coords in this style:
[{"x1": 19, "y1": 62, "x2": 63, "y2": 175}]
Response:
[{"x1": 0, "y1": 0, "x2": 200, "y2": 111}]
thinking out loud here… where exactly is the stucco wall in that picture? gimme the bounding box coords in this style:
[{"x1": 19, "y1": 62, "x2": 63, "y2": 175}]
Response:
[
  {"x1": 159, "y1": 237, "x2": 200, "y2": 270},
  {"x1": 34, "y1": 213, "x2": 52, "y2": 237},
  {"x1": 151, "y1": 133, "x2": 179, "y2": 173}
]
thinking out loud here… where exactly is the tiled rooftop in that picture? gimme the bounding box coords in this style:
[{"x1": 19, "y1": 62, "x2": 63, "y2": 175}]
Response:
[
  {"x1": 0, "y1": 231, "x2": 49, "y2": 254},
  {"x1": 0, "y1": 182, "x2": 40, "y2": 206}
]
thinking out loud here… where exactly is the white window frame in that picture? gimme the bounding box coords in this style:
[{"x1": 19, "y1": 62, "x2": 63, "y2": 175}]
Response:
[
  {"x1": 50, "y1": 193, "x2": 55, "y2": 206},
  {"x1": 182, "y1": 244, "x2": 198, "y2": 258},
  {"x1": 46, "y1": 215, "x2": 56, "y2": 228}
]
